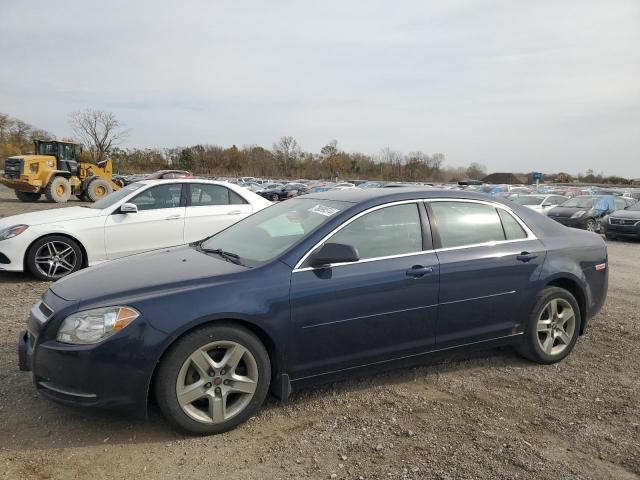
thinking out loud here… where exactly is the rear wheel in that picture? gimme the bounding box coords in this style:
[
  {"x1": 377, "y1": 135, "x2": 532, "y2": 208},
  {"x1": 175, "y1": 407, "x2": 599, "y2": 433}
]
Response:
[
  {"x1": 270, "y1": 193, "x2": 279, "y2": 201},
  {"x1": 15, "y1": 191, "x2": 41, "y2": 202},
  {"x1": 85, "y1": 178, "x2": 113, "y2": 202},
  {"x1": 516, "y1": 287, "x2": 582, "y2": 364},
  {"x1": 26, "y1": 235, "x2": 83, "y2": 280},
  {"x1": 155, "y1": 324, "x2": 271, "y2": 435},
  {"x1": 45, "y1": 176, "x2": 71, "y2": 203}
]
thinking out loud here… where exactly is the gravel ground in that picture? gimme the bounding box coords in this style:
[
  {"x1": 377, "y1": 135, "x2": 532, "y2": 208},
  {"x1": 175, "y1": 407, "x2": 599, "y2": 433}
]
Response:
[{"x1": 0, "y1": 184, "x2": 638, "y2": 480}]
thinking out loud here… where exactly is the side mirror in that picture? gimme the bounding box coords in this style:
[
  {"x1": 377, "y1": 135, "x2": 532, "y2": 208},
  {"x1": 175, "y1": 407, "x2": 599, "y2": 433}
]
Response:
[
  {"x1": 541, "y1": 202, "x2": 552, "y2": 207},
  {"x1": 308, "y1": 243, "x2": 359, "y2": 268},
  {"x1": 120, "y1": 203, "x2": 138, "y2": 214}
]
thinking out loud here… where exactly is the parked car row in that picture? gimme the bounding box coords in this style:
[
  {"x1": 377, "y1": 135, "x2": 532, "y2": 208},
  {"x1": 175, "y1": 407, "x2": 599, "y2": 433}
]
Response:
[{"x1": 16, "y1": 186, "x2": 609, "y2": 435}]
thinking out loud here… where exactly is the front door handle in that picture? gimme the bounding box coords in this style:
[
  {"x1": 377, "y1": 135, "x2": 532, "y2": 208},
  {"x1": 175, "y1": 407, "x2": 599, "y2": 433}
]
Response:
[
  {"x1": 227, "y1": 210, "x2": 242, "y2": 215},
  {"x1": 516, "y1": 252, "x2": 538, "y2": 263},
  {"x1": 406, "y1": 265, "x2": 434, "y2": 278},
  {"x1": 165, "y1": 214, "x2": 182, "y2": 220}
]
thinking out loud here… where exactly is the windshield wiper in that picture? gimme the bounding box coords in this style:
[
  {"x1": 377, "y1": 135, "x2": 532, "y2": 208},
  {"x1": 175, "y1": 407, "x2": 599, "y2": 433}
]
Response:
[{"x1": 199, "y1": 247, "x2": 243, "y2": 265}]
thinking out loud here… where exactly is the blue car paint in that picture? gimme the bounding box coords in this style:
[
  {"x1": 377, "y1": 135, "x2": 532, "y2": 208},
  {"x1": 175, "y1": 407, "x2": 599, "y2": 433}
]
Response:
[{"x1": 19, "y1": 188, "x2": 608, "y2": 417}]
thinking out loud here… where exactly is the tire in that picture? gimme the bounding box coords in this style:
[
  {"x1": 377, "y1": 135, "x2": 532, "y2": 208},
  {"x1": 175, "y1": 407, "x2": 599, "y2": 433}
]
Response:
[
  {"x1": 26, "y1": 235, "x2": 84, "y2": 281},
  {"x1": 155, "y1": 323, "x2": 271, "y2": 435},
  {"x1": 15, "y1": 191, "x2": 41, "y2": 202},
  {"x1": 270, "y1": 194, "x2": 279, "y2": 201},
  {"x1": 585, "y1": 218, "x2": 598, "y2": 233},
  {"x1": 44, "y1": 176, "x2": 71, "y2": 203},
  {"x1": 516, "y1": 287, "x2": 582, "y2": 364},
  {"x1": 85, "y1": 178, "x2": 113, "y2": 202}
]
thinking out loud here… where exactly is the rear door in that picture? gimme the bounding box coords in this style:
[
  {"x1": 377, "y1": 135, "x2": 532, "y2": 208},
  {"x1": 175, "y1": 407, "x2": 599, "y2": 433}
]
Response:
[
  {"x1": 427, "y1": 200, "x2": 546, "y2": 348},
  {"x1": 183, "y1": 183, "x2": 253, "y2": 243},
  {"x1": 104, "y1": 183, "x2": 186, "y2": 259}
]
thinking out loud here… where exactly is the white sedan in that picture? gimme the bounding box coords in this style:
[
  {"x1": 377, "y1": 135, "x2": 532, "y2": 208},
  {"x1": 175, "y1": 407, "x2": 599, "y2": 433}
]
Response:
[
  {"x1": 0, "y1": 179, "x2": 272, "y2": 280},
  {"x1": 511, "y1": 194, "x2": 567, "y2": 213}
]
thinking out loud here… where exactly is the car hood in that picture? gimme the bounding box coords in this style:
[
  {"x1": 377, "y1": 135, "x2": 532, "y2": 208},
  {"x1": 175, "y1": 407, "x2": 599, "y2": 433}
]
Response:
[
  {"x1": 50, "y1": 245, "x2": 247, "y2": 303},
  {"x1": 0, "y1": 206, "x2": 103, "y2": 228},
  {"x1": 547, "y1": 206, "x2": 589, "y2": 218},
  {"x1": 609, "y1": 209, "x2": 640, "y2": 220}
]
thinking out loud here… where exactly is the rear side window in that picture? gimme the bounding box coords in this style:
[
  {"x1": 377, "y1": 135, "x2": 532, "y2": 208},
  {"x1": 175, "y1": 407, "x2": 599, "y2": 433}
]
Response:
[
  {"x1": 190, "y1": 184, "x2": 248, "y2": 206},
  {"x1": 497, "y1": 209, "x2": 527, "y2": 240},
  {"x1": 329, "y1": 203, "x2": 422, "y2": 260},
  {"x1": 430, "y1": 202, "x2": 528, "y2": 248}
]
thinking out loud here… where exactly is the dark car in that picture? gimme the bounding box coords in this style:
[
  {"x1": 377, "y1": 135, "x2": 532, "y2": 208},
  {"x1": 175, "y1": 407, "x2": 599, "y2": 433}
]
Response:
[
  {"x1": 602, "y1": 200, "x2": 640, "y2": 240},
  {"x1": 258, "y1": 182, "x2": 308, "y2": 201},
  {"x1": 18, "y1": 189, "x2": 608, "y2": 435},
  {"x1": 546, "y1": 195, "x2": 631, "y2": 232}
]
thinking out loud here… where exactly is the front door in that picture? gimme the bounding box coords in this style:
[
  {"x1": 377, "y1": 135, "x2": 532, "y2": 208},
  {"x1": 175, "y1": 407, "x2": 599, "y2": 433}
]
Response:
[
  {"x1": 289, "y1": 202, "x2": 439, "y2": 379},
  {"x1": 427, "y1": 200, "x2": 546, "y2": 348},
  {"x1": 105, "y1": 183, "x2": 186, "y2": 259}
]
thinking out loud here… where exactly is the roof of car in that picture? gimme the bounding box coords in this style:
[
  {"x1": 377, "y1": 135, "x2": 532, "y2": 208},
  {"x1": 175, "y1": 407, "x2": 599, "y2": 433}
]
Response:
[
  {"x1": 302, "y1": 187, "x2": 507, "y2": 204},
  {"x1": 137, "y1": 178, "x2": 228, "y2": 186}
]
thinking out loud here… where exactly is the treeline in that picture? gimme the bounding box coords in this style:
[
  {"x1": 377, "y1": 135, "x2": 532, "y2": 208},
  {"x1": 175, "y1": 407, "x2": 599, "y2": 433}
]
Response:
[
  {"x1": 1, "y1": 112, "x2": 636, "y2": 184},
  {"x1": 109, "y1": 139, "x2": 464, "y2": 181}
]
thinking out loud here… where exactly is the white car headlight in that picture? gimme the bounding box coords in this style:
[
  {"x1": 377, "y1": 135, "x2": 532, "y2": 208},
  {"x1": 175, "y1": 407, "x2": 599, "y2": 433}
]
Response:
[
  {"x1": 0, "y1": 224, "x2": 28, "y2": 241},
  {"x1": 57, "y1": 306, "x2": 139, "y2": 345},
  {"x1": 571, "y1": 211, "x2": 586, "y2": 219}
]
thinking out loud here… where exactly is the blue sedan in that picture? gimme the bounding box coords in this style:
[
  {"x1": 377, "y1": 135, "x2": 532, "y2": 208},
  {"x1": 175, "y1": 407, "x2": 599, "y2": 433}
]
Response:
[{"x1": 18, "y1": 188, "x2": 608, "y2": 434}]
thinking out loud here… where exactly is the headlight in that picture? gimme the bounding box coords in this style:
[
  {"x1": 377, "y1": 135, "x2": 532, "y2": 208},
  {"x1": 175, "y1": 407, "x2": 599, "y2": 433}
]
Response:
[
  {"x1": 0, "y1": 224, "x2": 28, "y2": 241},
  {"x1": 57, "y1": 306, "x2": 139, "y2": 345},
  {"x1": 571, "y1": 211, "x2": 586, "y2": 219}
]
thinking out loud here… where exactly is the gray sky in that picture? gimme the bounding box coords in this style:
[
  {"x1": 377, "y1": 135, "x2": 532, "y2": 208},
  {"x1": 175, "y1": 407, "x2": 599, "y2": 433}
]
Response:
[{"x1": 1, "y1": 0, "x2": 639, "y2": 176}]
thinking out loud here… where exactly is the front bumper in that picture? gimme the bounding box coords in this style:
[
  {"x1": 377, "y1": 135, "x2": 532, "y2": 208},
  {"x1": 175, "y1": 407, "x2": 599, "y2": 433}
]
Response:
[
  {"x1": 0, "y1": 175, "x2": 42, "y2": 192},
  {"x1": 0, "y1": 234, "x2": 31, "y2": 272},
  {"x1": 548, "y1": 216, "x2": 589, "y2": 229},
  {"x1": 17, "y1": 295, "x2": 170, "y2": 416},
  {"x1": 603, "y1": 222, "x2": 640, "y2": 238}
]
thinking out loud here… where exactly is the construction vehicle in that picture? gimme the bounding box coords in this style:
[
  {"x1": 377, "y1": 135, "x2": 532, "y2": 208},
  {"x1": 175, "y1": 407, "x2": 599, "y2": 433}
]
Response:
[{"x1": 1, "y1": 140, "x2": 123, "y2": 203}]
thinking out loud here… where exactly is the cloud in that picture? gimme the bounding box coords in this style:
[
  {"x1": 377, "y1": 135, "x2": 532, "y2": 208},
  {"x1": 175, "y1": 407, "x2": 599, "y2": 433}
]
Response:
[{"x1": 1, "y1": 0, "x2": 638, "y2": 176}]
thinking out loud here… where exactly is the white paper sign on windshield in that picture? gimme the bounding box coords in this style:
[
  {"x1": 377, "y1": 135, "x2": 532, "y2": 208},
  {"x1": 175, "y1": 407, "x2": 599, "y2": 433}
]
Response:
[{"x1": 309, "y1": 204, "x2": 340, "y2": 217}]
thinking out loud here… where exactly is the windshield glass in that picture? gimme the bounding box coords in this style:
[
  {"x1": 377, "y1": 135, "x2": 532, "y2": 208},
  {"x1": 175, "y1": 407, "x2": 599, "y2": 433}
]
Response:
[
  {"x1": 90, "y1": 183, "x2": 144, "y2": 209},
  {"x1": 561, "y1": 196, "x2": 598, "y2": 208},
  {"x1": 513, "y1": 196, "x2": 544, "y2": 206},
  {"x1": 200, "y1": 198, "x2": 350, "y2": 266}
]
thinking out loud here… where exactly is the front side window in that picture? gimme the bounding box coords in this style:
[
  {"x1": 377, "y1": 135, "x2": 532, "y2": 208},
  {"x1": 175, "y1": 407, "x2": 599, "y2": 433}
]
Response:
[
  {"x1": 190, "y1": 184, "x2": 248, "y2": 206},
  {"x1": 130, "y1": 184, "x2": 183, "y2": 211},
  {"x1": 91, "y1": 183, "x2": 144, "y2": 210},
  {"x1": 431, "y1": 202, "x2": 522, "y2": 248},
  {"x1": 328, "y1": 203, "x2": 422, "y2": 260}
]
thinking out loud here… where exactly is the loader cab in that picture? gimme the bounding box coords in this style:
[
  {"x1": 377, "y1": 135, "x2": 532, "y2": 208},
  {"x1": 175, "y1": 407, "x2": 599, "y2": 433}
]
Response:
[{"x1": 34, "y1": 140, "x2": 79, "y2": 176}]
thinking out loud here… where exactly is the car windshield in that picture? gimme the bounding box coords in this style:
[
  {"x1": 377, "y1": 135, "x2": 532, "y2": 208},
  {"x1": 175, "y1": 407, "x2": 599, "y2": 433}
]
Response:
[
  {"x1": 200, "y1": 198, "x2": 350, "y2": 266},
  {"x1": 513, "y1": 196, "x2": 545, "y2": 206},
  {"x1": 90, "y1": 183, "x2": 144, "y2": 209},
  {"x1": 561, "y1": 196, "x2": 598, "y2": 208}
]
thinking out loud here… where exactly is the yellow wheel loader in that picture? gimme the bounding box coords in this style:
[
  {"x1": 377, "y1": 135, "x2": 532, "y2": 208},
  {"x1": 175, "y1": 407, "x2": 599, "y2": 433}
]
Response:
[{"x1": 1, "y1": 140, "x2": 122, "y2": 203}]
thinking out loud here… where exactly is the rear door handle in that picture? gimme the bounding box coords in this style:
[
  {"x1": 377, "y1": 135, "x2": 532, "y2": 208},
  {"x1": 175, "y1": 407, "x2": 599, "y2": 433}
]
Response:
[
  {"x1": 227, "y1": 210, "x2": 242, "y2": 215},
  {"x1": 516, "y1": 252, "x2": 538, "y2": 263},
  {"x1": 406, "y1": 265, "x2": 434, "y2": 278},
  {"x1": 165, "y1": 214, "x2": 182, "y2": 220}
]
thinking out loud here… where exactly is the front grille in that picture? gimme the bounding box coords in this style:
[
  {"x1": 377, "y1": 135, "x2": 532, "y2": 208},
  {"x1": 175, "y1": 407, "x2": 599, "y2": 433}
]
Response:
[
  {"x1": 3, "y1": 157, "x2": 24, "y2": 178},
  {"x1": 610, "y1": 217, "x2": 639, "y2": 226}
]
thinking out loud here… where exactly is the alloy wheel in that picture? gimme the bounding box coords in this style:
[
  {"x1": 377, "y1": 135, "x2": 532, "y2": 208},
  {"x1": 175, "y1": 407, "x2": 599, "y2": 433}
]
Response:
[
  {"x1": 586, "y1": 220, "x2": 597, "y2": 232},
  {"x1": 176, "y1": 341, "x2": 259, "y2": 424},
  {"x1": 34, "y1": 240, "x2": 78, "y2": 278},
  {"x1": 536, "y1": 298, "x2": 576, "y2": 356}
]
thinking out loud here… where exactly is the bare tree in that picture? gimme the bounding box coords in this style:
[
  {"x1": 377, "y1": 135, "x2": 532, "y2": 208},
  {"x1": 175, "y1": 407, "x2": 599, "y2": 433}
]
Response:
[{"x1": 69, "y1": 109, "x2": 128, "y2": 164}]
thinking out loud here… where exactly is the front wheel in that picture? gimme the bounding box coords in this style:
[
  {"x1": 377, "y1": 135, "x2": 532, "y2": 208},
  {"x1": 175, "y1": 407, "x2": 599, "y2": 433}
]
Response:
[
  {"x1": 270, "y1": 193, "x2": 279, "y2": 201},
  {"x1": 585, "y1": 218, "x2": 598, "y2": 232},
  {"x1": 26, "y1": 235, "x2": 84, "y2": 280},
  {"x1": 155, "y1": 324, "x2": 271, "y2": 435},
  {"x1": 516, "y1": 287, "x2": 582, "y2": 364}
]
